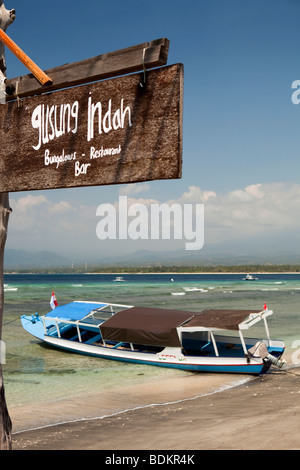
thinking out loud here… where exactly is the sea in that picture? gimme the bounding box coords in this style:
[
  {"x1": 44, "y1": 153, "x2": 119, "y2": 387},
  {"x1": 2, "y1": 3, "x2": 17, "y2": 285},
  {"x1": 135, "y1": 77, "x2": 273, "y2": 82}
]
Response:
[{"x1": 2, "y1": 272, "x2": 300, "y2": 433}]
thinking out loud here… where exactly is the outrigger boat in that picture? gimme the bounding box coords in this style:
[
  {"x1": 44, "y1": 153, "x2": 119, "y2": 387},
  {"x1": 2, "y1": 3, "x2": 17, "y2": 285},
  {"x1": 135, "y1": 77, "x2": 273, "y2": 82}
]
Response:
[{"x1": 21, "y1": 301, "x2": 285, "y2": 375}]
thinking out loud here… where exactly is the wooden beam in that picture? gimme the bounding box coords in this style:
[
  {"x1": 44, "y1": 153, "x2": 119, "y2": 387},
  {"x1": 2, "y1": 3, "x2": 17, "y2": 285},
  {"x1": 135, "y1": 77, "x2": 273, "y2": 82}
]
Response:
[{"x1": 5, "y1": 38, "x2": 169, "y2": 100}]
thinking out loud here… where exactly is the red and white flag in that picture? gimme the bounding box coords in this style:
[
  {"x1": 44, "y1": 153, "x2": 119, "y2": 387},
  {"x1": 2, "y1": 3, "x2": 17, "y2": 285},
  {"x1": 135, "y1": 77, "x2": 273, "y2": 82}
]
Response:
[{"x1": 50, "y1": 291, "x2": 58, "y2": 310}]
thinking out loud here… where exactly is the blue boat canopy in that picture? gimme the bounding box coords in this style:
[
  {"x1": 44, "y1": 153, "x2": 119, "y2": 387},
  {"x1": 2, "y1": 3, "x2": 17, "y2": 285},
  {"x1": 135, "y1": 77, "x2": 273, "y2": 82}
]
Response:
[{"x1": 45, "y1": 301, "x2": 108, "y2": 321}]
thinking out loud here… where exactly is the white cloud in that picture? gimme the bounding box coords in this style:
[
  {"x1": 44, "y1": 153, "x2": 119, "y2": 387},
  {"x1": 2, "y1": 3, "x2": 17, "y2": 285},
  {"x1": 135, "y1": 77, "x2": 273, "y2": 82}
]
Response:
[
  {"x1": 49, "y1": 200, "x2": 74, "y2": 214},
  {"x1": 168, "y1": 185, "x2": 217, "y2": 204},
  {"x1": 13, "y1": 194, "x2": 48, "y2": 212},
  {"x1": 114, "y1": 182, "x2": 300, "y2": 244},
  {"x1": 202, "y1": 182, "x2": 300, "y2": 242},
  {"x1": 8, "y1": 193, "x2": 95, "y2": 255},
  {"x1": 6, "y1": 182, "x2": 300, "y2": 257},
  {"x1": 119, "y1": 182, "x2": 151, "y2": 196}
]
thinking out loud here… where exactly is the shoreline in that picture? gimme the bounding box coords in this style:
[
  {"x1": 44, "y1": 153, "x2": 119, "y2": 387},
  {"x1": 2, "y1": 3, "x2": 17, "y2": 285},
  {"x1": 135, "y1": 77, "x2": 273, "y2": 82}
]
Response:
[
  {"x1": 8, "y1": 370, "x2": 252, "y2": 434},
  {"x1": 88, "y1": 272, "x2": 300, "y2": 275},
  {"x1": 12, "y1": 366, "x2": 300, "y2": 451},
  {"x1": 4, "y1": 271, "x2": 300, "y2": 275}
]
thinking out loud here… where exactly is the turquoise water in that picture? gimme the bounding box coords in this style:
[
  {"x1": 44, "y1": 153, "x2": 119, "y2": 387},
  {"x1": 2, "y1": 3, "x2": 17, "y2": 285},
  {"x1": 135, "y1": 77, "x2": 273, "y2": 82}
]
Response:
[{"x1": 2, "y1": 273, "x2": 300, "y2": 432}]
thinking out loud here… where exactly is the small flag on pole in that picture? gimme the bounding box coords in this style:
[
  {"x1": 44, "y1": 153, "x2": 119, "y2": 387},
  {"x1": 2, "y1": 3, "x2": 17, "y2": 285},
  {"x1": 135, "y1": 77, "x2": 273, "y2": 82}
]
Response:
[
  {"x1": 50, "y1": 291, "x2": 58, "y2": 310},
  {"x1": 263, "y1": 303, "x2": 267, "y2": 310}
]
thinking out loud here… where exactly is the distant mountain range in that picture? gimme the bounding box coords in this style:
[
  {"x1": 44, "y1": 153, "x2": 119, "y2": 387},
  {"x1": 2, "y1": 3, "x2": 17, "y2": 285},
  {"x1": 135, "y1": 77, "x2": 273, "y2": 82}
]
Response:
[
  {"x1": 4, "y1": 235, "x2": 300, "y2": 270},
  {"x1": 96, "y1": 246, "x2": 300, "y2": 267},
  {"x1": 86, "y1": 232, "x2": 300, "y2": 266}
]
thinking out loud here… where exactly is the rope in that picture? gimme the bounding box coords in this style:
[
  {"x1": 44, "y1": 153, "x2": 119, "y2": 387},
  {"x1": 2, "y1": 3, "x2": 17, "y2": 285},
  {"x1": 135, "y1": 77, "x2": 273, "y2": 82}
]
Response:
[
  {"x1": 278, "y1": 367, "x2": 300, "y2": 377},
  {"x1": 140, "y1": 46, "x2": 150, "y2": 87},
  {"x1": 14, "y1": 79, "x2": 20, "y2": 108},
  {"x1": 2, "y1": 317, "x2": 19, "y2": 327}
]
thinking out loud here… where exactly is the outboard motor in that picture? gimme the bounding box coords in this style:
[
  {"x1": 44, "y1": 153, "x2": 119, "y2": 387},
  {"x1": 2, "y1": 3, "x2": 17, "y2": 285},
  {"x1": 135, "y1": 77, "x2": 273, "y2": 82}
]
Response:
[
  {"x1": 265, "y1": 353, "x2": 286, "y2": 368},
  {"x1": 248, "y1": 341, "x2": 285, "y2": 369}
]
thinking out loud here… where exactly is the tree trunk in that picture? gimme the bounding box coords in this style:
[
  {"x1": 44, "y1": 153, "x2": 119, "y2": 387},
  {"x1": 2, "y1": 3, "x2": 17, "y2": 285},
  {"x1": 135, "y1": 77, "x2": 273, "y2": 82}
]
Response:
[
  {"x1": 0, "y1": 1, "x2": 15, "y2": 450},
  {"x1": 0, "y1": 194, "x2": 12, "y2": 450},
  {"x1": 0, "y1": 368, "x2": 12, "y2": 450}
]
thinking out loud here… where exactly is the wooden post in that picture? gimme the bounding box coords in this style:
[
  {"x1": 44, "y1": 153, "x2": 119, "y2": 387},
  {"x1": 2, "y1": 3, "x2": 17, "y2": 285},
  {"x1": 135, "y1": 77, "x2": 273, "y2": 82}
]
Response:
[
  {"x1": 0, "y1": 0, "x2": 14, "y2": 450},
  {"x1": 0, "y1": 194, "x2": 12, "y2": 451}
]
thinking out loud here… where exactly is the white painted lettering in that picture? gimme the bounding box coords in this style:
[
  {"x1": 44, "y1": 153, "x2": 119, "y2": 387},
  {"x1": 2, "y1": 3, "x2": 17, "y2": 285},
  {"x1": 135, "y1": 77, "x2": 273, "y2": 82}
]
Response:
[
  {"x1": 103, "y1": 99, "x2": 112, "y2": 133},
  {"x1": 31, "y1": 105, "x2": 42, "y2": 151},
  {"x1": 44, "y1": 149, "x2": 77, "y2": 168},
  {"x1": 90, "y1": 145, "x2": 121, "y2": 159},
  {"x1": 87, "y1": 97, "x2": 132, "y2": 142},
  {"x1": 71, "y1": 101, "x2": 79, "y2": 134},
  {"x1": 31, "y1": 102, "x2": 79, "y2": 150},
  {"x1": 75, "y1": 161, "x2": 91, "y2": 176},
  {"x1": 121, "y1": 98, "x2": 132, "y2": 128},
  {"x1": 48, "y1": 105, "x2": 55, "y2": 141}
]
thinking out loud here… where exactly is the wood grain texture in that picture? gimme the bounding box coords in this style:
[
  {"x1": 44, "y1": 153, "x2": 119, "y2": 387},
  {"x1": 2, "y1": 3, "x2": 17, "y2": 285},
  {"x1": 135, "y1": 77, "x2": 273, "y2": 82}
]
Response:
[
  {"x1": 0, "y1": 64, "x2": 183, "y2": 192},
  {"x1": 5, "y1": 38, "x2": 170, "y2": 100}
]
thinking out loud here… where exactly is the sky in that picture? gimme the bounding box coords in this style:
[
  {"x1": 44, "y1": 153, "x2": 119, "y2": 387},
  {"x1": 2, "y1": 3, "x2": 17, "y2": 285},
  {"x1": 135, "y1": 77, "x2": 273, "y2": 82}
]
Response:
[{"x1": 2, "y1": 0, "x2": 300, "y2": 263}]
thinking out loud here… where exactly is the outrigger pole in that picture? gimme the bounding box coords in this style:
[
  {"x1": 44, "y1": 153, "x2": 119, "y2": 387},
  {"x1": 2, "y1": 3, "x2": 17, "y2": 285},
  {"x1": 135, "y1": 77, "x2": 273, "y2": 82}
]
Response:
[{"x1": 0, "y1": 28, "x2": 52, "y2": 86}]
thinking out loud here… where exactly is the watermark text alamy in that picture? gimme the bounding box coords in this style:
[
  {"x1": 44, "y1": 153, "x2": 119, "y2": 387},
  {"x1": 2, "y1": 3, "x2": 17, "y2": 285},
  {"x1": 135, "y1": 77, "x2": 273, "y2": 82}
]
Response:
[{"x1": 96, "y1": 196, "x2": 204, "y2": 251}]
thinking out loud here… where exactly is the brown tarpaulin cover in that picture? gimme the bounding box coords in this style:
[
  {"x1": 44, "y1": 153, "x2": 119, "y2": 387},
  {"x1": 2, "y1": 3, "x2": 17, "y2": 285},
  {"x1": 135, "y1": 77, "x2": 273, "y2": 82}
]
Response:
[
  {"x1": 100, "y1": 307, "x2": 261, "y2": 347},
  {"x1": 184, "y1": 309, "x2": 262, "y2": 331},
  {"x1": 100, "y1": 307, "x2": 195, "y2": 347}
]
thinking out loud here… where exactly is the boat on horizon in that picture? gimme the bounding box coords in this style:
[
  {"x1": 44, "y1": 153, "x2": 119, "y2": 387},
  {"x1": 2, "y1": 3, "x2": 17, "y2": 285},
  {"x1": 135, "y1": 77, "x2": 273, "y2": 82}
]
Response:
[
  {"x1": 113, "y1": 276, "x2": 125, "y2": 282},
  {"x1": 243, "y1": 274, "x2": 259, "y2": 281},
  {"x1": 21, "y1": 301, "x2": 285, "y2": 375}
]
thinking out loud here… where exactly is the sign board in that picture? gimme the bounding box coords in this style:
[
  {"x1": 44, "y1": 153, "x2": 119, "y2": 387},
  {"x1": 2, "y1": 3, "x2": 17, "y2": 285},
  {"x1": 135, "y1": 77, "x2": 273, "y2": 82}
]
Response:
[{"x1": 0, "y1": 63, "x2": 183, "y2": 192}]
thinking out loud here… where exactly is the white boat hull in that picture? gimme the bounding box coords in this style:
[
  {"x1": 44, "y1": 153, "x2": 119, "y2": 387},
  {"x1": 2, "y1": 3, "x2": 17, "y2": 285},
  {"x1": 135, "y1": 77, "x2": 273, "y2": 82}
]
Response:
[{"x1": 42, "y1": 331, "x2": 266, "y2": 374}]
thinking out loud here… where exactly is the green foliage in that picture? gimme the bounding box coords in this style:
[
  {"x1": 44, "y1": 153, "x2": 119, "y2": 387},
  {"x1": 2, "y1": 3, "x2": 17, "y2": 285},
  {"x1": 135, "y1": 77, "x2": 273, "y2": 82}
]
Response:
[{"x1": 5, "y1": 264, "x2": 300, "y2": 274}]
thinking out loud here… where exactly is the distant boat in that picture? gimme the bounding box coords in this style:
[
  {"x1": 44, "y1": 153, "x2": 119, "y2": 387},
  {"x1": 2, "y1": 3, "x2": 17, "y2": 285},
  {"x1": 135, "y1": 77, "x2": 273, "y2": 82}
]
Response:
[
  {"x1": 4, "y1": 284, "x2": 18, "y2": 292},
  {"x1": 243, "y1": 274, "x2": 259, "y2": 281},
  {"x1": 21, "y1": 301, "x2": 285, "y2": 375},
  {"x1": 183, "y1": 287, "x2": 208, "y2": 293},
  {"x1": 113, "y1": 276, "x2": 125, "y2": 282},
  {"x1": 183, "y1": 287, "x2": 202, "y2": 292}
]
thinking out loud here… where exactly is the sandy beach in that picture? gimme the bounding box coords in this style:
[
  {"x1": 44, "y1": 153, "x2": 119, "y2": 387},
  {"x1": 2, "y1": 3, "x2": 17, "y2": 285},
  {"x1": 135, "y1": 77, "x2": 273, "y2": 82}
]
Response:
[{"x1": 11, "y1": 366, "x2": 300, "y2": 451}]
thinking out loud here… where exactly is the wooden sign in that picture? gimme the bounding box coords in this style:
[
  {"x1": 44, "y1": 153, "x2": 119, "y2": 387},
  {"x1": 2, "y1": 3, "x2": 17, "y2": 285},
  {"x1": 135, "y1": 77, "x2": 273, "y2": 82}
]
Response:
[{"x1": 0, "y1": 63, "x2": 183, "y2": 192}]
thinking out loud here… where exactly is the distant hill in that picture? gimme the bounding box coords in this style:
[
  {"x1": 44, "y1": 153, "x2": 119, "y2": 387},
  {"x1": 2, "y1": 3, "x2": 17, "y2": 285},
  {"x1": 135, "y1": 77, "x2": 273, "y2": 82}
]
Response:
[
  {"x1": 4, "y1": 230, "x2": 300, "y2": 270},
  {"x1": 91, "y1": 238, "x2": 300, "y2": 267},
  {"x1": 4, "y1": 249, "x2": 70, "y2": 269}
]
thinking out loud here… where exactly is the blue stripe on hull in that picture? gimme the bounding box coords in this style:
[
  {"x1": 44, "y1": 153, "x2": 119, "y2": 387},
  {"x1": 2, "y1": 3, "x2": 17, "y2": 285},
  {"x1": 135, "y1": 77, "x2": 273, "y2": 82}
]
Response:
[
  {"x1": 21, "y1": 316, "x2": 265, "y2": 375},
  {"x1": 46, "y1": 340, "x2": 265, "y2": 375}
]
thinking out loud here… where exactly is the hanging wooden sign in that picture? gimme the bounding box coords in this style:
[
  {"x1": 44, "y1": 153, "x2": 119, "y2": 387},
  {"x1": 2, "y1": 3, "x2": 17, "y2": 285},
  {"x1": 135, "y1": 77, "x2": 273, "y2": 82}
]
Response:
[{"x1": 0, "y1": 63, "x2": 183, "y2": 192}]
